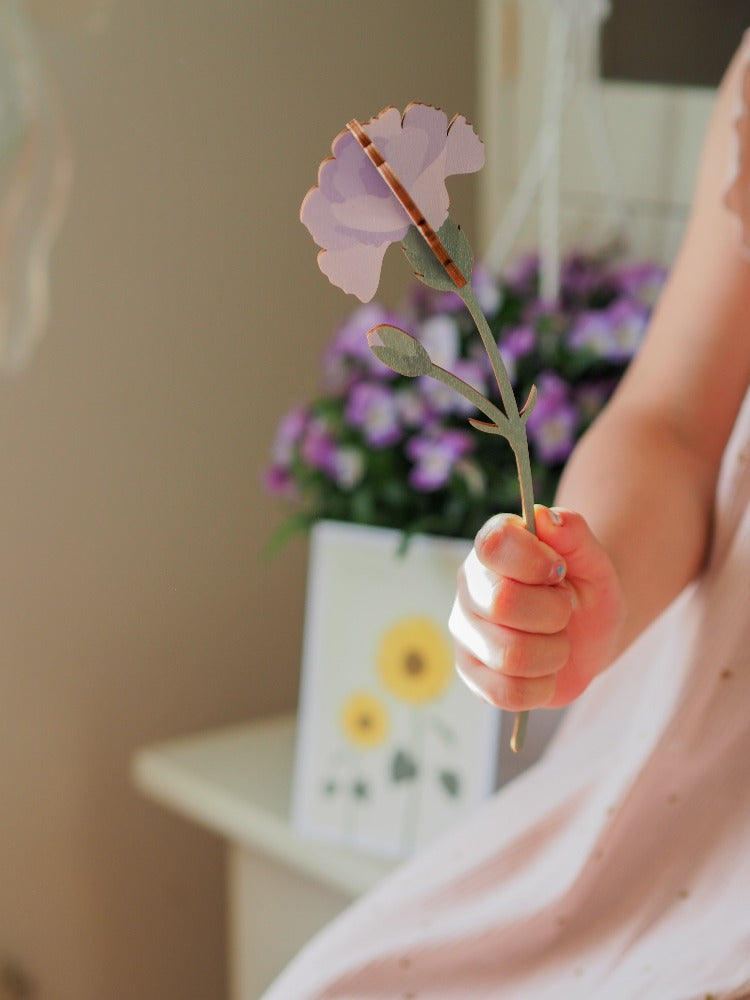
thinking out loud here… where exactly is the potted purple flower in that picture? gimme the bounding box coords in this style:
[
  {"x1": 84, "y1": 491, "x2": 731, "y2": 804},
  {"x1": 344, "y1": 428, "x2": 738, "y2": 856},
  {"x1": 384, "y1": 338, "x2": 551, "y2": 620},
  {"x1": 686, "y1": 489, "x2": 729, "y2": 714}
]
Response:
[{"x1": 265, "y1": 250, "x2": 665, "y2": 547}]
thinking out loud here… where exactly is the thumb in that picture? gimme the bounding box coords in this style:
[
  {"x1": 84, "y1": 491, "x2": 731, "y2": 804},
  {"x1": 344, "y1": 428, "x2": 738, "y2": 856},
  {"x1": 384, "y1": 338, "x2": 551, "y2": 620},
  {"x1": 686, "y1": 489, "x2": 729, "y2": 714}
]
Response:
[{"x1": 534, "y1": 505, "x2": 612, "y2": 585}]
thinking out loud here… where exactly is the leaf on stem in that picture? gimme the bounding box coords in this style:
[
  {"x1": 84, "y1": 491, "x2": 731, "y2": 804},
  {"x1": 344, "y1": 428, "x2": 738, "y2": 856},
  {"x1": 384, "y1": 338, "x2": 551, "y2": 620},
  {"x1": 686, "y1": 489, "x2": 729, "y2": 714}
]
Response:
[
  {"x1": 401, "y1": 218, "x2": 473, "y2": 292},
  {"x1": 367, "y1": 325, "x2": 434, "y2": 377},
  {"x1": 520, "y1": 384, "x2": 538, "y2": 422}
]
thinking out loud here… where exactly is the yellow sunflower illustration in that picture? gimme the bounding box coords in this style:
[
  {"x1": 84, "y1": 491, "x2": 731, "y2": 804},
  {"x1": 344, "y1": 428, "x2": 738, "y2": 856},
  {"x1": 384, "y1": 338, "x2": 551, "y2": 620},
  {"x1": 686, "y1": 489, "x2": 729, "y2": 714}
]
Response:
[
  {"x1": 340, "y1": 692, "x2": 389, "y2": 748},
  {"x1": 377, "y1": 615, "x2": 453, "y2": 704}
]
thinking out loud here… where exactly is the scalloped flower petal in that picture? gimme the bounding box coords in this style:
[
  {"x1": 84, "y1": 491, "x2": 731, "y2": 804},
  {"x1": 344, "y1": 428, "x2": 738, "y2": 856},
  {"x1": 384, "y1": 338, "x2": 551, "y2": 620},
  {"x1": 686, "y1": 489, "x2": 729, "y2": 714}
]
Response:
[{"x1": 301, "y1": 103, "x2": 484, "y2": 302}]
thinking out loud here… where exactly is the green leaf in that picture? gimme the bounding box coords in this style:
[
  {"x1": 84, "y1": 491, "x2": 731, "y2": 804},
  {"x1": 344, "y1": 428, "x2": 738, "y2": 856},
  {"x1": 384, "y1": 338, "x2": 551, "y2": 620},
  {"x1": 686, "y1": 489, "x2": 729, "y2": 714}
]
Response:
[
  {"x1": 261, "y1": 512, "x2": 315, "y2": 558},
  {"x1": 401, "y1": 218, "x2": 473, "y2": 292},
  {"x1": 468, "y1": 417, "x2": 505, "y2": 436},
  {"x1": 391, "y1": 749, "x2": 419, "y2": 783},
  {"x1": 351, "y1": 779, "x2": 370, "y2": 800},
  {"x1": 520, "y1": 384, "x2": 538, "y2": 423},
  {"x1": 367, "y1": 325, "x2": 433, "y2": 377},
  {"x1": 438, "y1": 770, "x2": 461, "y2": 798}
]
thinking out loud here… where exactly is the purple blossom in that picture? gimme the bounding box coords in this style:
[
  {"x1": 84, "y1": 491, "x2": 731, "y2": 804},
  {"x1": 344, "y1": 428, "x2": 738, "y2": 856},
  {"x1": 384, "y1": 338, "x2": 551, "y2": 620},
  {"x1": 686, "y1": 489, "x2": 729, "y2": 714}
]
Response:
[
  {"x1": 394, "y1": 386, "x2": 431, "y2": 427},
  {"x1": 331, "y1": 447, "x2": 365, "y2": 489},
  {"x1": 416, "y1": 376, "x2": 455, "y2": 416},
  {"x1": 300, "y1": 418, "x2": 337, "y2": 472},
  {"x1": 323, "y1": 303, "x2": 409, "y2": 392},
  {"x1": 263, "y1": 464, "x2": 296, "y2": 498},
  {"x1": 345, "y1": 382, "x2": 402, "y2": 447},
  {"x1": 451, "y1": 360, "x2": 488, "y2": 416},
  {"x1": 301, "y1": 103, "x2": 484, "y2": 302},
  {"x1": 406, "y1": 429, "x2": 474, "y2": 491},
  {"x1": 569, "y1": 300, "x2": 646, "y2": 362},
  {"x1": 559, "y1": 253, "x2": 617, "y2": 304},
  {"x1": 526, "y1": 373, "x2": 578, "y2": 464},
  {"x1": 270, "y1": 406, "x2": 309, "y2": 467},
  {"x1": 497, "y1": 324, "x2": 536, "y2": 384},
  {"x1": 417, "y1": 314, "x2": 460, "y2": 368},
  {"x1": 613, "y1": 261, "x2": 667, "y2": 308},
  {"x1": 523, "y1": 298, "x2": 560, "y2": 327},
  {"x1": 605, "y1": 299, "x2": 648, "y2": 359},
  {"x1": 501, "y1": 325, "x2": 536, "y2": 359}
]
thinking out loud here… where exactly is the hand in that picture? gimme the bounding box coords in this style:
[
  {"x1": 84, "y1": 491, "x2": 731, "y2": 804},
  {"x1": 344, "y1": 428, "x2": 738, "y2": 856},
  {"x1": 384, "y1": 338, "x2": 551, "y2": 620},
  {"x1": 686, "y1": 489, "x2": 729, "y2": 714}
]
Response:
[{"x1": 449, "y1": 505, "x2": 626, "y2": 711}]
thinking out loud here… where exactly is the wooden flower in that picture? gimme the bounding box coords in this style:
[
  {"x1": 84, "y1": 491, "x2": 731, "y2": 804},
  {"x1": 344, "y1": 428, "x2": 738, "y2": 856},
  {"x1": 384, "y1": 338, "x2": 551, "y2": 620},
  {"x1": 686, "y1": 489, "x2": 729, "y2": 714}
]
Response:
[{"x1": 301, "y1": 104, "x2": 484, "y2": 302}]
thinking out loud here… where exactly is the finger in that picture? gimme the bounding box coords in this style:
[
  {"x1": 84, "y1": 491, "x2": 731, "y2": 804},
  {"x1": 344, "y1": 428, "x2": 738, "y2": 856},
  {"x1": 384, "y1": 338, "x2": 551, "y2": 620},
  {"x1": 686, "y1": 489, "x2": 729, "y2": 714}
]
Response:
[
  {"x1": 457, "y1": 560, "x2": 575, "y2": 633},
  {"x1": 534, "y1": 505, "x2": 611, "y2": 584},
  {"x1": 455, "y1": 649, "x2": 557, "y2": 712},
  {"x1": 449, "y1": 596, "x2": 571, "y2": 677},
  {"x1": 474, "y1": 513, "x2": 567, "y2": 585}
]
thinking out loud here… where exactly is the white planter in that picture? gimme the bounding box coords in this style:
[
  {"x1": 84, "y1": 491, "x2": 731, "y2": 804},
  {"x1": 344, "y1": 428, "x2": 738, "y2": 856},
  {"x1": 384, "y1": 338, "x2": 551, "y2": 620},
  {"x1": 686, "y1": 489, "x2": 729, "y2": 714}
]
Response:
[{"x1": 291, "y1": 519, "x2": 501, "y2": 860}]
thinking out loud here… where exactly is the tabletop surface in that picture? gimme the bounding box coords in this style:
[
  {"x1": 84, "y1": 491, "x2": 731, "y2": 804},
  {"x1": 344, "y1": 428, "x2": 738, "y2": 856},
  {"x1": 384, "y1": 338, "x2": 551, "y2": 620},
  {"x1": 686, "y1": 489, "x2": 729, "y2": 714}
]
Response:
[{"x1": 131, "y1": 713, "x2": 396, "y2": 897}]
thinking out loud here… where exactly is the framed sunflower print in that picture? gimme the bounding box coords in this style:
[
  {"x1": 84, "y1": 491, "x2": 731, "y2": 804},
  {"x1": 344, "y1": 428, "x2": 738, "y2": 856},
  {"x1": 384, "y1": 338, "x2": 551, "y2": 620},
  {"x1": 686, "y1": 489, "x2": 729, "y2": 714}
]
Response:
[{"x1": 291, "y1": 519, "x2": 501, "y2": 859}]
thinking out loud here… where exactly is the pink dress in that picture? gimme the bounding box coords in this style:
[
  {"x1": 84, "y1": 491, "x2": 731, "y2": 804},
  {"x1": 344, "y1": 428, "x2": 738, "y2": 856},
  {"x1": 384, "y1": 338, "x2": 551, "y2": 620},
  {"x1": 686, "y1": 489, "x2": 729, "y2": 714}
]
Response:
[
  {"x1": 263, "y1": 40, "x2": 750, "y2": 1000},
  {"x1": 263, "y1": 393, "x2": 750, "y2": 999}
]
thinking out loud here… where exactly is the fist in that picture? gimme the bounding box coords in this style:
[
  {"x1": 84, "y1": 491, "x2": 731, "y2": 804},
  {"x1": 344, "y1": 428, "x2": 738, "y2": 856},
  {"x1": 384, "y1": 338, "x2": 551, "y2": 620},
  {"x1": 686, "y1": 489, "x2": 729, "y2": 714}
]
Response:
[{"x1": 449, "y1": 506, "x2": 625, "y2": 712}]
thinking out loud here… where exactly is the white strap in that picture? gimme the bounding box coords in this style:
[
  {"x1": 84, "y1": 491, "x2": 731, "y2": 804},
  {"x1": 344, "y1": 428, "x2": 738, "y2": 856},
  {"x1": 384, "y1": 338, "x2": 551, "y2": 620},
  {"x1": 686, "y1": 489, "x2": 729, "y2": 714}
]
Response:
[{"x1": 486, "y1": 0, "x2": 627, "y2": 293}]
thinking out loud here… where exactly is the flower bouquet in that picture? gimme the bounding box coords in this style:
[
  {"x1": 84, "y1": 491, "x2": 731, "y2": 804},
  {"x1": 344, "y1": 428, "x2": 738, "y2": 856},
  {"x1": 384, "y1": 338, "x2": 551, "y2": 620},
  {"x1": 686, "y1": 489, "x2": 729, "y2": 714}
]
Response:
[{"x1": 265, "y1": 250, "x2": 665, "y2": 547}]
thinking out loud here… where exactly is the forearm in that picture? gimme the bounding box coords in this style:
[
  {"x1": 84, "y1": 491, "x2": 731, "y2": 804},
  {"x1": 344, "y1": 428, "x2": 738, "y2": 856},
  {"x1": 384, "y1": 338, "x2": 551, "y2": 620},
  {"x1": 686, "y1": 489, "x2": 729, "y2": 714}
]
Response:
[{"x1": 555, "y1": 399, "x2": 718, "y2": 656}]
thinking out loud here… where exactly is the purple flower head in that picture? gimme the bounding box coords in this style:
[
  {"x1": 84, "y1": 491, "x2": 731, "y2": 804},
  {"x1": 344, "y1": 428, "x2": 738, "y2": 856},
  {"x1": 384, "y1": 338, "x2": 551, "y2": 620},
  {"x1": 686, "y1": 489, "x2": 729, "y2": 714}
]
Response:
[
  {"x1": 331, "y1": 447, "x2": 365, "y2": 490},
  {"x1": 406, "y1": 428, "x2": 474, "y2": 491},
  {"x1": 263, "y1": 464, "x2": 296, "y2": 499},
  {"x1": 568, "y1": 311, "x2": 614, "y2": 356},
  {"x1": 345, "y1": 381, "x2": 402, "y2": 448},
  {"x1": 569, "y1": 301, "x2": 646, "y2": 362},
  {"x1": 559, "y1": 253, "x2": 616, "y2": 305},
  {"x1": 417, "y1": 314, "x2": 460, "y2": 368},
  {"x1": 323, "y1": 303, "x2": 412, "y2": 392},
  {"x1": 605, "y1": 299, "x2": 648, "y2": 359},
  {"x1": 411, "y1": 260, "x2": 502, "y2": 317},
  {"x1": 471, "y1": 262, "x2": 503, "y2": 317},
  {"x1": 394, "y1": 385, "x2": 431, "y2": 428},
  {"x1": 416, "y1": 374, "x2": 455, "y2": 416},
  {"x1": 451, "y1": 359, "x2": 488, "y2": 416},
  {"x1": 523, "y1": 298, "x2": 560, "y2": 327},
  {"x1": 270, "y1": 406, "x2": 309, "y2": 467},
  {"x1": 300, "y1": 418, "x2": 337, "y2": 473},
  {"x1": 526, "y1": 374, "x2": 578, "y2": 464},
  {"x1": 301, "y1": 103, "x2": 484, "y2": 302},
  {"x1": 501, "y1": 325, "x2": 536, "y2": 359},
  {"x1": 613, "y1": 261, "x2": 667, "y2": 309},
  {"x1": 498, "y1": 324, "x2": 536, "y2": 382}
]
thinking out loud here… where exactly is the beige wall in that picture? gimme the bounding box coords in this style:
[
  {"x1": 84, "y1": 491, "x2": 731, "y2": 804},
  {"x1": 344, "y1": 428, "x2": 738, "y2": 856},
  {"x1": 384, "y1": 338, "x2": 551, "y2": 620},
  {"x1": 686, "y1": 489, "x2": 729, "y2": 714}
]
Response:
[{"x1": 0, "y1": 2, "x2": 477, "y2": 997}]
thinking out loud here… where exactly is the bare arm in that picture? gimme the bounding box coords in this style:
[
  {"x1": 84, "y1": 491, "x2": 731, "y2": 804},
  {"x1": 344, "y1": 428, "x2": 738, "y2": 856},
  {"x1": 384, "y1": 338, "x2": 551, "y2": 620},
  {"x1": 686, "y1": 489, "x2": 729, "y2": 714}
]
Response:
[
  {"x1": 557, "y1": 37, "x2": 750, "y2": 651},
  {"x1": 451, "y1": 39, "x2": 750, "y2": 712}
]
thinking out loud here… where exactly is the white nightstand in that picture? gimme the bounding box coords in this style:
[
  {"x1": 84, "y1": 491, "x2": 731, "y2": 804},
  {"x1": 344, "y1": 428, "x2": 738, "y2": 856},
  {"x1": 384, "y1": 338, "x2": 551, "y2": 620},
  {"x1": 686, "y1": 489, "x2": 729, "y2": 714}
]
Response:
[{"x1": 131, "y1": 714, "x2": 396, "y2": 999}]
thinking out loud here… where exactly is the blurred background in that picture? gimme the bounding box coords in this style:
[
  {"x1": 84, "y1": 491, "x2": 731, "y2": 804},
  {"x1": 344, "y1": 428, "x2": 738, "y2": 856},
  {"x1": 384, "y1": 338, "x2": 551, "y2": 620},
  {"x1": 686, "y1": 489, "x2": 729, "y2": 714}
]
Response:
[{"x1": 0, "y1": 1, "x2": 477, "y2": 998}]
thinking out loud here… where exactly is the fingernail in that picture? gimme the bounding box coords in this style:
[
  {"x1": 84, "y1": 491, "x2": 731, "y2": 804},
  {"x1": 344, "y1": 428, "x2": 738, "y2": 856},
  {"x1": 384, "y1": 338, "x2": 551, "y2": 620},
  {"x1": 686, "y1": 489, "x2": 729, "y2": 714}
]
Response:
[
  {"x1": 475, "y1": 513, "x2": 505, "y2": 551},
  {"x1": 549, "y1": 508, "x2": 563, "y2": 525},
  {"x1": 548, "y1": 561, "x2": 566, "y2": 583}
]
